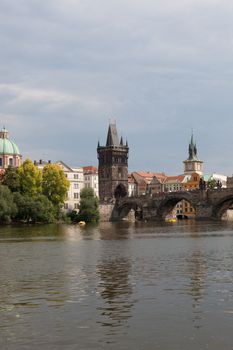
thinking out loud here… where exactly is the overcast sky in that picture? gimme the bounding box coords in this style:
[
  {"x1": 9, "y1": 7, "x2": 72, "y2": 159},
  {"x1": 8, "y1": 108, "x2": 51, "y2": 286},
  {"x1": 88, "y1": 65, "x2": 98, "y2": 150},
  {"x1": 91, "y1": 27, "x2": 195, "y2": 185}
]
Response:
[{"x1": 1, "y1": 0, "x2": 233, "y2": 175}]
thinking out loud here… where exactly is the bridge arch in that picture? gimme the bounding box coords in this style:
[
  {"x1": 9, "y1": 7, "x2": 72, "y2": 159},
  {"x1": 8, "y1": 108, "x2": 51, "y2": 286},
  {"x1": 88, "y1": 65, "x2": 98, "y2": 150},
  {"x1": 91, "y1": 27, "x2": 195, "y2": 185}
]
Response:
[
  {"x1": 112, "y1": 199, "x2": 143, "y2": 221},
  {"x1": 156, "y1": 193, "x2": 197, "y2": 220},
  {"x1": 212, "y1": 195, "x2": 233, "y2": 219}
]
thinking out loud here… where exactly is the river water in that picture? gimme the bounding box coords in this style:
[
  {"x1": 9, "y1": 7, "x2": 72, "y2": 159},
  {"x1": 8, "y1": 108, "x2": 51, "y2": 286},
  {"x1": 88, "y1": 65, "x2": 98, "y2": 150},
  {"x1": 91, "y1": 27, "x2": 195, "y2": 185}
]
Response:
[{"x1": 1, "y1": 221, "x2": 233, "y2": 349}]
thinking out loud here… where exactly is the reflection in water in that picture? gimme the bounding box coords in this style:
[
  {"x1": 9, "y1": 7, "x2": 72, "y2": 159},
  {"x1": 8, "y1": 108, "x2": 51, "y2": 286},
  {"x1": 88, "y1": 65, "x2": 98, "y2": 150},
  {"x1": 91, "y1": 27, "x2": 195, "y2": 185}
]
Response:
[
  {"x1": 97, "y1": 257, "x2": 133, "y2": 333},
  {"x1": 186, "y1": 250, "x2": 207, "y2": 329}
]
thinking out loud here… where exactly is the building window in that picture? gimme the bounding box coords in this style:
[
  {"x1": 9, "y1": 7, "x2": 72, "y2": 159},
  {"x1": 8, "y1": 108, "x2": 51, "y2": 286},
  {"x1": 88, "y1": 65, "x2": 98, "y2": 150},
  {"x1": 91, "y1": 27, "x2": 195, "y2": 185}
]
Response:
[
  {"x1": 74, "y1": 183, "x2": 78, "y2": 189},
  {"x1": 74, "y1": 203, "x2": 79, "y2": 209},
  {"x1": 74, "y1": 174, "x2": 79, "y2": 179},
  {"x1": 74, "y1": 193, "x2": 79, "y2": 199},
  {"x1": 9, "y1": 158, "x2": 13, "y2": 166}
]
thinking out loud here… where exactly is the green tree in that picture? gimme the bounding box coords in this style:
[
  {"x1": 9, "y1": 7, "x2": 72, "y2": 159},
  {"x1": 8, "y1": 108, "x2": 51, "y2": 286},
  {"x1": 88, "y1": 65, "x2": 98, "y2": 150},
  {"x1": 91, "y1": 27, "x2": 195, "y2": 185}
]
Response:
[
  {"x1": 13, "y1": 193, "x2": 55, "y2": 223},
  {"x1": 18, "y1": 159, "x2": 42, "y2": 195},
  {"x1": 208, "y1": 178, "x2": 217, "y2": 189},
  {"x1": 0, "y1": 185, "x2": 17, "y2": 223},
  {"x1": 77, "y1": 188, "x2": 99, "y2": 223},
  {"x1": 42, "y1": 164, "x2": 70, "y2": 208},
  {"x1": 2, "y1": 166, "x2": 20, "y2": 192}
]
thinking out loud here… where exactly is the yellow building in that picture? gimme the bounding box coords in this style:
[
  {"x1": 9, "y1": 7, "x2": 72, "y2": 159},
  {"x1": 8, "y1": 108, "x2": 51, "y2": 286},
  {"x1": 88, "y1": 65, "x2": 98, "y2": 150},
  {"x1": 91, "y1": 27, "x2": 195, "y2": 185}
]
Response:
[{"x1": 182, "y1": 173, "x2": 201, "y2": 218}]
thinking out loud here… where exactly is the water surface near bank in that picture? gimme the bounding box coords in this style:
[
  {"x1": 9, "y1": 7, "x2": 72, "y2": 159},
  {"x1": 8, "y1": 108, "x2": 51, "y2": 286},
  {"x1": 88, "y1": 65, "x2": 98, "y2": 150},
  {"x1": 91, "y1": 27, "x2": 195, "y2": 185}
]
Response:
[{"x1": 1, "y1": 221, "x2": 233, "y2": 350}]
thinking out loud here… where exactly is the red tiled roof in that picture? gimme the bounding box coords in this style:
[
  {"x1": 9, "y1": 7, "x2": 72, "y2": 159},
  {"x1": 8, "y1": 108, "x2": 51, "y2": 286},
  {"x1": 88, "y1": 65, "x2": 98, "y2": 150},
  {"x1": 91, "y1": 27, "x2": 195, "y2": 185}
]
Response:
[
  {"x1": 132, "y1": 171, "x2": 167, "y2": 184},
  {"x1": 134, "y1": 171, "x2": 166, "y2": 178},
  {"x1": 83, "y1": 166, "x2": 98, "y2": 174}
]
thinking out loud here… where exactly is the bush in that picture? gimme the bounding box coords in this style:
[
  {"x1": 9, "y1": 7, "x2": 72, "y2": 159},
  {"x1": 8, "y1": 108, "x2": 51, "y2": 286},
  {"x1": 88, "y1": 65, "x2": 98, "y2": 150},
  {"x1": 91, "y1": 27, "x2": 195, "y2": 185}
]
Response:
[{"x1": 13, "y1": 193, "x2": 56, "y2": 223}]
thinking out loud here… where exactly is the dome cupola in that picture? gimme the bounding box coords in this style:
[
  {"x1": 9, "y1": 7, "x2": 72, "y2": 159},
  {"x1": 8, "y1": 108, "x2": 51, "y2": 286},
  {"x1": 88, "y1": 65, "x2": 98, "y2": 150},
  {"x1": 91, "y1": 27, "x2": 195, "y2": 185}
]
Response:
[{"x1": 0, "y1": 127, "x2": 22, "y2": 169}]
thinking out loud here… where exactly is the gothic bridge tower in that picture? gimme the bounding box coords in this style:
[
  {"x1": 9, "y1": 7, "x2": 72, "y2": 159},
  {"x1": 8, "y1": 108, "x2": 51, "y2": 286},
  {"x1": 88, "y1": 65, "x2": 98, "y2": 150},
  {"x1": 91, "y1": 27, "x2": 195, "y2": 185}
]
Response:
[{"x1": 97, "y1": 123, "x2": 129, "y2": 202}]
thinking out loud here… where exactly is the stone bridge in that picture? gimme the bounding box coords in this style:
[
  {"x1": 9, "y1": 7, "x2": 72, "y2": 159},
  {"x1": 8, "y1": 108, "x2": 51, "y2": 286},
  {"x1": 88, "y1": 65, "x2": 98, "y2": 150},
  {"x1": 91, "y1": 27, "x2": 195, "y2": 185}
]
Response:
[{"x1": 111, "y1": 188, "x2": 233, "y2": 221}]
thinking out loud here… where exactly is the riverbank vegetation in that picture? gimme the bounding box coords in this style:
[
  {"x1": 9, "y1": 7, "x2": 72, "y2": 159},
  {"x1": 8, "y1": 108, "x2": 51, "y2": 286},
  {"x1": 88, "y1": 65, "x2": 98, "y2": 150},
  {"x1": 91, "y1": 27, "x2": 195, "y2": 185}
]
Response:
[{"x1": 0, "y1": 159, "x2": 70, "y2": 224}]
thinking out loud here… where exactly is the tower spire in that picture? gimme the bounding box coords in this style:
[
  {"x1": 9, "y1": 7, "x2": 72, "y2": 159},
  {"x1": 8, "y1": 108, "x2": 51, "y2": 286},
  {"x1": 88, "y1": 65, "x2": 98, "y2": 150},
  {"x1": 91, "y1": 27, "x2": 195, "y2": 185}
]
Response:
[
  {"x1": 106, "y1": 123, "x2": 119, "y2": 147},
  {"x1": 188, "y1": 132, "x2": 198, "y2": 160}
]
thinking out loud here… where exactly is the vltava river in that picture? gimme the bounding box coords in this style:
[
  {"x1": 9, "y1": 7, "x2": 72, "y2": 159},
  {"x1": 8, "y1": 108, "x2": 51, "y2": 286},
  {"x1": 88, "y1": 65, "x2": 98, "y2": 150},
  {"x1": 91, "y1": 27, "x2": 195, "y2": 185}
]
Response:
[{"x1": 1, "y1": 221, "x2": 233, "y2": 350}]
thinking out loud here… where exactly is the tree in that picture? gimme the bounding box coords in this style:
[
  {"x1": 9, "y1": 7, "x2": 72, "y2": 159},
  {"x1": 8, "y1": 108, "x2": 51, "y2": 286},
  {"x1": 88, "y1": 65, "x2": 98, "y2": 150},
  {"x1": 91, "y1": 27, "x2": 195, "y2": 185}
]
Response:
[
  {"x1": 13, "y1": 193, "x2": 55, "y2": 223},
  {"x1": 0, "y1": 185, "x2": 17, "y2": 223},
  {"x1": 42, "y1": 164, "x2": 70, "y2": 208},
  {"x1": 18, "y1": 159, "x2": 42, "y2": 195},
  {"x1": 77, "y1": 188, "x2": 99, "y2": 223},
  {"x1": 208, "y1": 178, "x2": 217, "y2": 189},
  {"x1": 2, "y1": 166, "x2": 20, "y2": 192}
]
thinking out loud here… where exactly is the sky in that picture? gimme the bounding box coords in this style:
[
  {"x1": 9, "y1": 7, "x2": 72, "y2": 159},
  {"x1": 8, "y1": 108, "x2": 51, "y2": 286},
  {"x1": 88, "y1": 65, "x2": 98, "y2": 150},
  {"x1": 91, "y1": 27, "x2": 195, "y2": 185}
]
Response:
[{"x1": 1, "y1": 0, "x2": 233, "y2": 175}]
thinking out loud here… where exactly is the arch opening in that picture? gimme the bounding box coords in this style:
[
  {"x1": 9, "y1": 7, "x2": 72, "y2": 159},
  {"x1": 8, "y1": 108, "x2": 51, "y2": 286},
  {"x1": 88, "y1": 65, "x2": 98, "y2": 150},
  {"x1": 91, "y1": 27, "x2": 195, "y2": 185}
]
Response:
[
  {"x1": 213, "y1": 197, "x2": 233, "y2": 220},
  {"x1": 114, "y1": 184, "x2": 127, "y2": 199},
  {"x1": 158, "y1": 197, "x2": 196, "y2": 221},
  {"x1": 117, "y1": 202, "x2": 143, "y2": 221}
]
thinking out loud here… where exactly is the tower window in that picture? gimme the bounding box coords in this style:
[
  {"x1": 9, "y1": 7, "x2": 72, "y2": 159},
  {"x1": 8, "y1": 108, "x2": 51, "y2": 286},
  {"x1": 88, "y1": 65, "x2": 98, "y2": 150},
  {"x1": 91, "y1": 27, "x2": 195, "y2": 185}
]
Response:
[
  {"x1": 9, "y1": 158, "x2": 13, "y2": 166},
  {"x1": 0, "y1": 158, "x2": 2, "y2": 167}
]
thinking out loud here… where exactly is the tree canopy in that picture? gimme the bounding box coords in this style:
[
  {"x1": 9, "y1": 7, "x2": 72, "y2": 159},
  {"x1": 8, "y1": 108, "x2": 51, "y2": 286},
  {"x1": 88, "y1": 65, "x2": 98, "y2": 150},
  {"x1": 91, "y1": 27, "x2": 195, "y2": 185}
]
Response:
[
  {"x1": 2, "y1": 166, "x2": 20, "y2": 192},
  {"x1": 18, "y1": 159, "x2": 42, "y2": 195},
  {"x1": 0, "y1": 185, "x2": 17, "y2": 223},
  {"x1": 0, "y1": 160, "x2": 71, "y2": 224},
  {"x1": 77, "y1": 188, "x2": 99, "y2": 223},
  {"x1": 13, "y1": 193, "x2": 55, "y2": 223},
  {"x1": 42, "y1": 164, "x2": 70, "y2": 207}
]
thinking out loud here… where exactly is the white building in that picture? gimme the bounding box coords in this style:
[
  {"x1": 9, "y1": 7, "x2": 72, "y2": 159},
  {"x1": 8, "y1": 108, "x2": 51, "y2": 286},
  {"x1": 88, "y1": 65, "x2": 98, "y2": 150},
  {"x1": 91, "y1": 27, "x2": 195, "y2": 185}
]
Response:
[
  {"x1": 83, "y1": 166, "x2": 99, "y2": 197},
  {"x1": 128, "y1": 174, "x2": 137, "y2": 196},
  {"x1": 56, "y1": 161, "x2": 84, "y2": 211}
]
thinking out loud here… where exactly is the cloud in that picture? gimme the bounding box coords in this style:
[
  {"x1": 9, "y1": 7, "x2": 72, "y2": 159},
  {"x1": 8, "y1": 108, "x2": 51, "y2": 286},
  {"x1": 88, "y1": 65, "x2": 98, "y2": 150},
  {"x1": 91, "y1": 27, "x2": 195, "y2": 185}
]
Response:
[{"x1": 0, "y1": 0, "x2": 233, "y2": 174}]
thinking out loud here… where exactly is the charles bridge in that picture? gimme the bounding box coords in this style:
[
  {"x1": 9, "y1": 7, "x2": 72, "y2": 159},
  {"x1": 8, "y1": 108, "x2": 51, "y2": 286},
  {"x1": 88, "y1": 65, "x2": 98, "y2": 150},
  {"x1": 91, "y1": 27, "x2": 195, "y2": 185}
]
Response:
[{"x1": 110, "y1": 188, "x2": 233, "y2": 221}]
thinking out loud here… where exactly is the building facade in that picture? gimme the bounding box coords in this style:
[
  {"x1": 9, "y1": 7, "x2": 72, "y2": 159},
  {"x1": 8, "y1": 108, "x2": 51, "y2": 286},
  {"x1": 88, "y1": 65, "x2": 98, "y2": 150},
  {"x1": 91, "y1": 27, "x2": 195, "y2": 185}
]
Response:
[
  {"x1": 97, "y1": 123, "x2": 129, "y2": 202},
  {"x1": 83, "y1": 166, "x2": 99, "y2": 197},
  {"x1": 128, "y1": 174, "x2": 137, "y2": 197},
  {"x1": 56, "y1": 161, "x2": 84, "y2": 211}
]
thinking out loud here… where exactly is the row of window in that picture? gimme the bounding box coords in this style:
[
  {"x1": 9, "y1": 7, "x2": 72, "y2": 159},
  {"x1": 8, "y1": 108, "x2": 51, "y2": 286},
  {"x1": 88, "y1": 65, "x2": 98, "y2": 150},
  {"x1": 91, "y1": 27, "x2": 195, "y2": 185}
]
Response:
[
  {"x1": 85, "y1": 183, "x2": 97, "y2": 189},
  {"x1": 65, "y1": 173, "x2": 80, "y2": 179},
  {"x1": 64, "y1": 203, "x2": 79, "y2": 209},
  {"x1": 85, "y1": 176, "x2": 97, "y2": 181},
  {"x1": 0, "y1": 157, "x2": 14, "y2": 167}
]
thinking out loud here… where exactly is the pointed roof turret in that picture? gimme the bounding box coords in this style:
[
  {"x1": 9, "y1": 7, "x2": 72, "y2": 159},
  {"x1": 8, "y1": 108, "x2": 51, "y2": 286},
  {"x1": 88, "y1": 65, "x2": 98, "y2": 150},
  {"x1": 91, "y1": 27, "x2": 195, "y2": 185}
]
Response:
[
  {"x1": 106, "y1": 123, "x2": 119, "y2": 147},
  {"x1": 187, "y1": 132, "x2": 198, "y2": 161},
  {"x1": 120, "y1": 136, "x2": 123, "y2": 146}
]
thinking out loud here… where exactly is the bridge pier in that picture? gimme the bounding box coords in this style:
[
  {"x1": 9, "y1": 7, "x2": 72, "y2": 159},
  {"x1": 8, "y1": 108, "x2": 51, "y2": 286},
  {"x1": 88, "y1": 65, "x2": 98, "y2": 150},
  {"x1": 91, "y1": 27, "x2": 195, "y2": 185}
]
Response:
[{"x1": 195, "y1": 203, "x2": 214, "y2": 220}]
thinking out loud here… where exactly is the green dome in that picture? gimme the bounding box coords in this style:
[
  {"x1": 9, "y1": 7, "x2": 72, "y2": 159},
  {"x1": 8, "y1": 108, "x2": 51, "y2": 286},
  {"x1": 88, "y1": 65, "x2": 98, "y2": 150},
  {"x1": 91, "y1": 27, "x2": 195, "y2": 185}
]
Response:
[{"x1": 0, "y1": 138, "x2": 20, "y2": 155}]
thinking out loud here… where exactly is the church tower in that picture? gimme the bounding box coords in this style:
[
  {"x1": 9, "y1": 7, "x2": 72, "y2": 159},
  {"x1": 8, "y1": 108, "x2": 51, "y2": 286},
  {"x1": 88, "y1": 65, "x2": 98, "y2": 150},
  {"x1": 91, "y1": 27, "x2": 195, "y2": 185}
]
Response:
[
  {"x1": 97, "y1": 123, "x2": 129, "y2": 202},
  {"x1": 183, "y1": 133, "x2": 203, "y2": 175}
]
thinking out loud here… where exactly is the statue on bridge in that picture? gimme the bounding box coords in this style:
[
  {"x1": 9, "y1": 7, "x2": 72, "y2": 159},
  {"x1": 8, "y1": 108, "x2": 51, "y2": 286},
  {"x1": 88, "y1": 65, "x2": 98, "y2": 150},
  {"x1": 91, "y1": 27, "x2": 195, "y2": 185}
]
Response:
[{"x1": 199, "y1": 177, "x2": 206, "y2": 190}]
